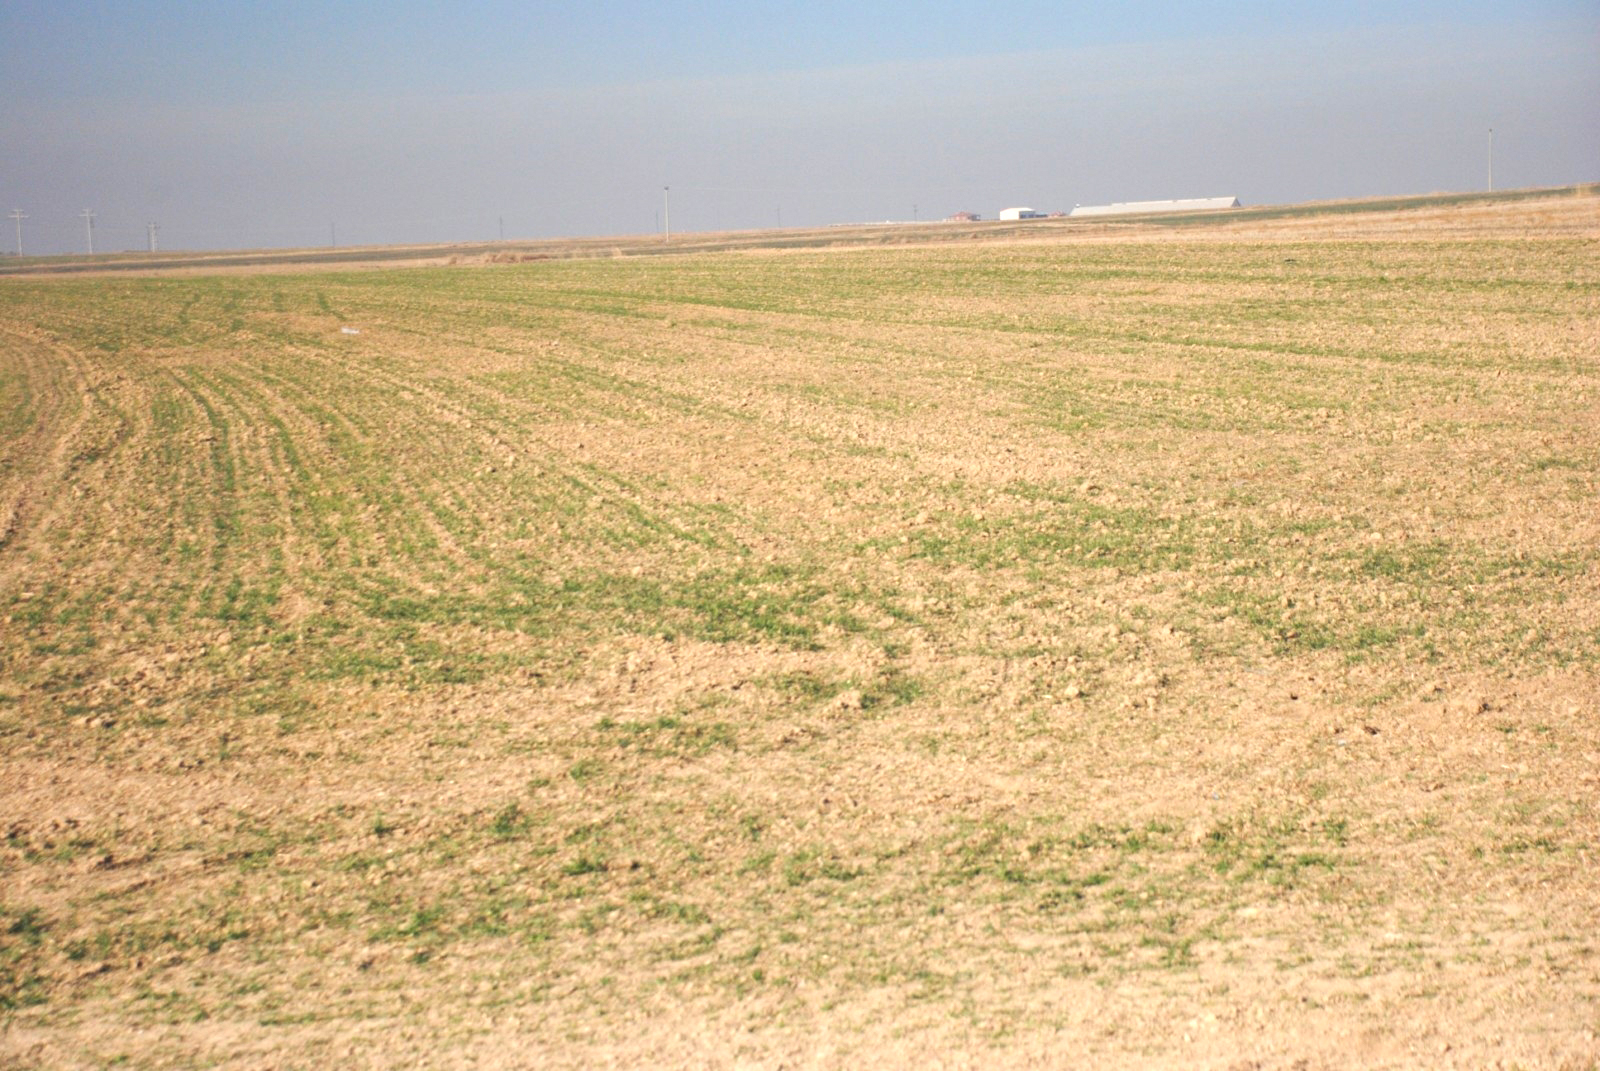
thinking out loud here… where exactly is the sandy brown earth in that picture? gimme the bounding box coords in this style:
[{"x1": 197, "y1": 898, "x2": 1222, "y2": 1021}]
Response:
[{"x1": 2, "y1": 190, "x2": 1598, "y2": 1069}]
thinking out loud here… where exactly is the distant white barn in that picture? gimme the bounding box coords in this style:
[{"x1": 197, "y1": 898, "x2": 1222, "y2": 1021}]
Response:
[
  {"x1": 998, "y1": 207, "x2": 1047, "y2": 221},
  {"x1": 1069, "y1": 197, "x2": 1241, "y2": 218}
]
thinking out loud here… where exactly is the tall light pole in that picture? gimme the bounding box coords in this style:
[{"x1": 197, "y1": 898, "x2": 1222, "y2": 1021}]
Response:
[
  {"x1": 147, "y1": 222, "x2": 159, "y2": 253},
  {"x1": 79, "y1": 209, "x2": 96, "y2": 254},
  {"x1": 1488, "y1": 128, "x2": 1494, "y2": 192},
  {"x1": 663, "y1": 186, "x2": 670, "y2": 241},
  {"x1": 8, "y1": 209, "x2": 25, "y2": 256}
]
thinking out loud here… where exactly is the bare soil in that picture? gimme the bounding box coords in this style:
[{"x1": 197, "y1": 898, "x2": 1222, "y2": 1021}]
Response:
[{"x1": 2, "y1": 190, "x2": 1598, "y2": 1069}]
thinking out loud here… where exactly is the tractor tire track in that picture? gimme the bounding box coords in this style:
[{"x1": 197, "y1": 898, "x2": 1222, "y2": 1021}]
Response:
[{"x1": 0, "y1": 324, "x2": 102, "y2": 576}]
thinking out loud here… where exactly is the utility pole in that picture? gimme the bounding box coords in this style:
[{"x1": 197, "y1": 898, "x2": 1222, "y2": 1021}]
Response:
[
  {"x1": 1488, "y1": 128, "x2": 1494, "y2": 192},
  {"x1": 80, "y1": 209, "x2": 95, "y2": 254},
  {"x1": 913, "y1": 204, "x2": 918, "y2": 222},
  {"x1": 663, "y1": 186, "x2": 670, "y2": 241},
  {"x1": 8, "y1": 209, "x2": 25, "y2": 256},
  {"x1": 147, "y1": 222, "x2": 159, "y2": 253},
  {"x1": 499, "y1": 215, "x2": 504, "y2": 241}
]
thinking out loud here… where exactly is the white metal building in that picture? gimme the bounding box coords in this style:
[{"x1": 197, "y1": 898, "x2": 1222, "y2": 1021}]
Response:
[
  {"x1": 998, "y1": 207, "x2": 1046, "y2": 221},
  {"x1": 1069, "y1": 197, "x2": 1241, "y2": 218}
]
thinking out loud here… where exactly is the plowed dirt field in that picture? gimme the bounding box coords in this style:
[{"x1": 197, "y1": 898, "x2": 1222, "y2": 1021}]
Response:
[{"x1": 3, "y1": 192, "x2": 1599, "y2": 1069}]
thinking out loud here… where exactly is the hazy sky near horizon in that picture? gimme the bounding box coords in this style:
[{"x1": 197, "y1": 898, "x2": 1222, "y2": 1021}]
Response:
[{"x1": 3, "y1": 1, "x2": 1597, "y2": 253}]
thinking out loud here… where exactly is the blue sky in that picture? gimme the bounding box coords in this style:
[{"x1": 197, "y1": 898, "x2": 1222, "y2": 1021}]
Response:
[{"x1": 3, "y1": 1, "x2": 1596, "y2": 253}]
